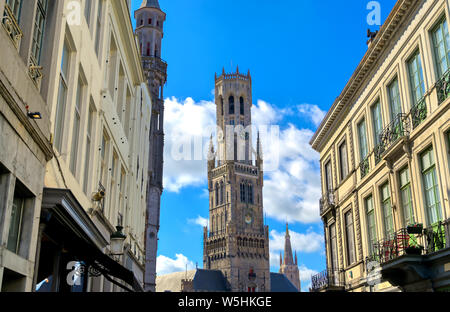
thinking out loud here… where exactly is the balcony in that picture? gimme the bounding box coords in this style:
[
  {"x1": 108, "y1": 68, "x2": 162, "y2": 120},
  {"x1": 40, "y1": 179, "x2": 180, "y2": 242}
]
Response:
[
  {"x1": 2, "y1": 3, "x2": 23, "y2": 49},
  {"x1": 310, "y1": 269, "x2": 345, "y2": 292},
  {"x1": 141, "y1": 55, "x2": 168, "y2": 75},
  {"x1": 374, "y1": 113, "x2": 410, "y2": 164},
  {"x1": 410, "y1": 97, "x2": 427, "y2": 130},
  {"x1": 28, "y1": 56, "x2": 43, "y2": 89},
  {"x1": 373, "y1": 220, "x2": 450, "y2": 291},
  {"x1": 436, "y1": 69, "x2": 450, "y2": 105},
  {"x1": 319, "y1": 190, "x2": 336, "y2": 216},
  {"x1": 359, "y1": 156, "x2": 370, "y2": 178}
]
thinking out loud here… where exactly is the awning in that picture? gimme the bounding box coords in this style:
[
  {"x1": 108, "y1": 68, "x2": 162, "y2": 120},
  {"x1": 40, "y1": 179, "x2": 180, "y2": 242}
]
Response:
[{"x1": 41, "y1": 188, "x2": 143, "y2": 292}]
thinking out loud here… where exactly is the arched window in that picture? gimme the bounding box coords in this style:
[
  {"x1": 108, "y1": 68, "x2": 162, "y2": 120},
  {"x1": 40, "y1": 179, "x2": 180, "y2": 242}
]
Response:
[
  {"x1": 215, "y1": 183, "x2": 219, "y2": 206},
  {"x1": 229, "y1": 96, "x2": 235, "y2": 114},
  {"x1": 220, "y1": 181, "x2": 224, "y2": 205},
  {"x1": 220, "y1": 97, "x2": 224, "y2": 116},
  {"x1": 247, "y1": 184, "x2": 253, "y2": 204},
  {"x1": 240, "y1": 183, "x2": 246, "y2": 203},
  {"x1": 240, "y1": 97, "x2": 245, "y2": 115}
]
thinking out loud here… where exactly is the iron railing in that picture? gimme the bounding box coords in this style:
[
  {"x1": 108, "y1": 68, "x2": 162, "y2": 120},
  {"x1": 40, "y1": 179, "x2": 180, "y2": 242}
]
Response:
[
  {"x1": 2, "y1": 3, "x2": 22, "y2": 49},
  {"x1": 359, "y1": 156, "x2": 370, "y2": 179},
  {"x1": 311, "y1": 269, "x2": 344, "y2": 291},
  {"x1": 379, "y1": 113, "x2": 410, "y2": 151},
  {"x1": 410, "y1": 97, "x2": 427, "y2": 129},
  {"x1": 436, "y1": 69, "x2": 450, "y2": 105},
  {"x1": 423, "y1": 221, "x2": 447, "y2": 254},
  {"x1": 319, "y1": 190, "x2": 336, "y2": 215}
]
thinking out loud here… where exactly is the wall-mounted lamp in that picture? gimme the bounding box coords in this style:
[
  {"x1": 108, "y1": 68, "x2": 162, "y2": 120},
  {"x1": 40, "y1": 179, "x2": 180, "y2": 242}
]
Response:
[
  {"x1": 110, "y1": 226, "x2": 127, "y2": 257},
  {"x1": 25, "y1": 106, "x2": 42, "y2": 120}
]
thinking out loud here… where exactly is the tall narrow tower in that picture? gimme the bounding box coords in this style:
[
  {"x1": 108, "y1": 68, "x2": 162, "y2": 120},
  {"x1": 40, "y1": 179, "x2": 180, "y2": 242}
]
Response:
[
  {"x1": 134, "y1": 0, "x2": 167, "y2": 292},
  {"x1": 279, "y1": 224, "x2": 301, "y2": 291},
  {"x1": 204, "y1": 68, "x2": 270, "y2": 292}
]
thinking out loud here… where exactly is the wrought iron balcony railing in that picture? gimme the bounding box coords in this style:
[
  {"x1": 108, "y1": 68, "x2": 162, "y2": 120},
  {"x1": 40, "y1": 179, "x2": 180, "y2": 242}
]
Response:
[
  {"x1": 423, "y1": 221, "x2": 447, "y2": 254},
  {"x1": 379, "y1": 113, "x2": 410, "y2": 151},
  {"x1": 410, "y1": 97, "x2": 427, "y2": 130},
  {"x1": 359, "y1": 156, "x2": 370, "y2": 179},
  {"x1": 436, "y1": 69, "x2": 450, "y2": 105},
  {"x1": 2, "y1": 3, "x2": 23, "y2": 49},
  {"x1": 28, "y1": 55, "x2": 43, "y2": 89},
  {"x1": 311, "y1": 269, "x2": 344, "y2": 291},
  {"x1": 142, "y1": 55, "x2": 168, "y2": 75},
  {"x1": 319, "y1": 190, "x2": 336, "y2": 215}
]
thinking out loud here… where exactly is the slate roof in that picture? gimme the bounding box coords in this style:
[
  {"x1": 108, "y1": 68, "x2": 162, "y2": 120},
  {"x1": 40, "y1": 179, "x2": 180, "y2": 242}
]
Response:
[{"x1": 270, "y1": 273, "x2": 299, "y2": 292}]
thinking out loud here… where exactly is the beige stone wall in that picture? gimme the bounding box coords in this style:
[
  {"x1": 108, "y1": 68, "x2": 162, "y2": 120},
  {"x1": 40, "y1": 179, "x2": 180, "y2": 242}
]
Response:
[{"x1": 313, "y1": 0, "x2": 450, "y2": 292}]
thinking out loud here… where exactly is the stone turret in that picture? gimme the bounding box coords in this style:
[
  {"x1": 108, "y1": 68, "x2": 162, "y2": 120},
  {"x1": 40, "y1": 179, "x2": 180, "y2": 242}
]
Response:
[{"x1": 279, "y1": 223, "x2": 301, "y2": 292}]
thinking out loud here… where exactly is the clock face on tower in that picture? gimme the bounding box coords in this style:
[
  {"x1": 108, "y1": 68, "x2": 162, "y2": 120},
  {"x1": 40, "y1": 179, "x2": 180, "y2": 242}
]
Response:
[{"x1": 244, "y1": 210, "x2": 253, "y2": 225}]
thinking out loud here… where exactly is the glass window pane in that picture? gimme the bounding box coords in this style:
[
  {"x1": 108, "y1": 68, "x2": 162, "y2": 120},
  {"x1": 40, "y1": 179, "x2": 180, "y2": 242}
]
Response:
[{"x1": 7, "y1": 197, "x2": 24, "y2": 254}]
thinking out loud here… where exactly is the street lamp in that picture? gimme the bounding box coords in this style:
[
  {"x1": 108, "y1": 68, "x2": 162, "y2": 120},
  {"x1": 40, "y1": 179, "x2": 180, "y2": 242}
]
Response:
[{"x1": 110, "y1": 226, "x2": 126, "y2": 257}]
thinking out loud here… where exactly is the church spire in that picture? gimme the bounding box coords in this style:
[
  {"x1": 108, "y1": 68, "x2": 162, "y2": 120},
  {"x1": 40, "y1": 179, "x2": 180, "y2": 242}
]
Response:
[
  {"x1": 140, "y1": 0, "x2": 160, "y2": 9},
  {"x1": 283, "y1": 223, "x2": 294, "y2": 265}
]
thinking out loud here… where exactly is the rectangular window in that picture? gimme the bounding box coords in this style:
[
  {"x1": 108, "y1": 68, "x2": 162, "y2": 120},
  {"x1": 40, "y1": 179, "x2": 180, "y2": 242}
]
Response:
[
  {"x1": 365, "y1": 196, "x2": 377, "y2": 256},
  {"x1": 54, "y1": 42, "x2": 70, "y2": 152},
  {"x1": 70, "y1": 78, "x2": 84, "y2": 175},
  {"x1": 407, "y1": 51, "x2": 426, "y2": 105},
  {"x1": 83, "y1": 102, "x2": 94, "y2": 194},
  {"x1": 399, "y1": 167, "x2": 414, "y2": 226},
  {"x1": 109, "y1": 151, "x2": 118, "y2": 217},
  {"x1": 324, "y1": 161, "x2": 333, "y2": 192},
  {"x1": 330, "y1": 224, "x2": 338, "y2": 271},
  {"x1": 345, "y1": 210, "x2": 356, "y2": 265},
  {"x1": 100, "y1": 132, "x2": 109, "y2": 189},
  {"x1": 118, "y1": 166, "x2": 126, "y2": 222},
  {"x1": 338, "y1": 141, "x2": 348, "y2": 180},
  {"x1": 7, "y1": 196, "x2": 24, "y2": 254},
  {"x1": 94, "y1": 0, "x2": 103, "y2": 56},
  {"x1": 30, "y1": 0, "x2": 48, "y2": 65},
  {"x1": 358, "y1": 119, "x2": 369, "y2": 159},
  {"x1": 381, "y1": 183, "x2": 394, "y2": 238},
  {"x1": 421, "y1": 147, "x2": 442, "y2": 225},
  {"x1": 388, "y1": 78, "x2": 402, "y2": 120},
  {"x1": 431, "y1": 18, "x2": 450, "y2": 77},
  {"x1": 371, "y1": 101, "x2": 383, "y2": 145}
]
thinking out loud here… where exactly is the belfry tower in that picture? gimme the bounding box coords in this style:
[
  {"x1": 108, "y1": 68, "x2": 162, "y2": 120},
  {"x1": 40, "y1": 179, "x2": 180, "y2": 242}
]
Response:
[
  {"x1": 204, "y1": 67, "x2": 270, "y2": 292},
  {"x1": 279, "y1": 224, "x2": 301, "y2": 291},
  {"x1": 134, "y1": 0, "x2": 167, "y2": 292}
]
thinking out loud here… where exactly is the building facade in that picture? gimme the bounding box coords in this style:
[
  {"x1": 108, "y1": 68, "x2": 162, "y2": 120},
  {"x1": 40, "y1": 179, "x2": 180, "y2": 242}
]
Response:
[
  {"x1": 134, "y1": 0, "x2": 167, "y2": 292},
  {"x1": 310, "y1": 0, "x2": 450, "y2": 292},
  {"x1": 1, "y1": 0, "x2": 152, "y2": 292},
  {"x1": 279, "y1": 224, "x2": 301, "y2": 292},
  {"x1": 203, "y1": 68, "x2": 271, "y2": 292}
]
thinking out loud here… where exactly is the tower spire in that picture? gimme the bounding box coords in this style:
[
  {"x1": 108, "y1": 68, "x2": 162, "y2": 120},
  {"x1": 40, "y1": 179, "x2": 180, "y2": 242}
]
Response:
[{"x1": 283, "y1": 223, "x2": 294, "y2": 265}]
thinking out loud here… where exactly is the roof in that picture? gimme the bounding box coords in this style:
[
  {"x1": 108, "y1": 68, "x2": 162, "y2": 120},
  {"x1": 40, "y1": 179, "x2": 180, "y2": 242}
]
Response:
[
  {"x1": 309, "y1": 0, "x2": 418, "y2": 151},
  {"x1": 270, "y1": 273, "x2": 299, "y2": 292},
  {"x1": 140, "y1": 0, "x2": 160, "y2": 9},
  {"x1": 156, "y1": 270, "x2": 197, "y2": 292}
]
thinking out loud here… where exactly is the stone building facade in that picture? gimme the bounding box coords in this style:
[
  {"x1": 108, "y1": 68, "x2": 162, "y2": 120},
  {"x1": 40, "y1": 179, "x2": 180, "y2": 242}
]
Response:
[
  {"x1": 0, "y1": 0, "x2": 153, "y2": 292},
  {"x1": 310, "y1": 0, "x2": 450, "y2": 292},
  {"x1": 279, "y1": 224, "x2": 301, "y2": 292},
  {"x1": 203, "y1": 68, "x2": 271, "y2": 292},
  {"x1": 134, "y1": 0, "x2": 167, "y2": 292}
]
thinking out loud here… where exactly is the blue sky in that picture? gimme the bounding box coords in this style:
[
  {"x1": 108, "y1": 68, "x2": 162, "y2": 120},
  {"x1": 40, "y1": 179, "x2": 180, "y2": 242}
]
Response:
[{"x1": 131, "y1": 0, "x2": 397, "y2": 291}]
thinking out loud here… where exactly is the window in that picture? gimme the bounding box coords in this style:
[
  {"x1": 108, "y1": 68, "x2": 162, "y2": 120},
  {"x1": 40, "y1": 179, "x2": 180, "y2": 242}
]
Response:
[
  {"x1": 420, "y1": 147, "x2": 442, "y2": 225},
  {"x1": 358, "y1": 119, "x2": 368, "y2": 160},
  {"x1": 54, "y1": 41, "x2": 70, "y2": 152},
  {"x1": 407, "y1": 51, "x2": 426, "y2": 105},
  {"x1": 339, "y1": 141, "x2": 349, "y2": 180},
  {"x1": 365, "y1": 196, "x2": 377, "y2": 256},
  {"x1": 215, "y1": 183, "x2": 219, "y2": 206},
  {"x1": 108, "y1": 36, "x2": 118, "y2": 100},
  {"x1": 247, "y1": 184, "x2": 253, "y2": 204},
  {"x1": 148, "y1": 18, "x2": 152, "y2": 25},
  {"x1": 118, "y1": 166, "x2": 126, "y2": 222},
  {"x1": 109, "y1": 151, "x2": 118, "y2": 216},
  {"x1": 240, "y1": 183, "x2": 246, "y2": 203},
  {"x1": 229, "y1": 96, "x2": 235, "y2": 115},
  {"x1": 70, "y1": 78, "x2": 84, "y2": 175},
  {"x1": 83, "y1": 102, "x2": 94, "y2": 194},
  {"x1": 399, "y1": 167, "x2": 414, "y2": 226},
  {"x1": 7, "y1": 195, "x2": 24, "y2": 254},
  {"x1": 329, "y1": 223, "x2": 338, "y2": 271},
  {"x1": 30, "y1": 0, "x2": 48, "y2": 65},
  {"x1": 324, "y1": 161, "x2": 333, "y2": 192},
  {"x1": 84, "y1": 0, "x2": 91, "y2": 27},
  {"x1": 371, "y1": 101, "x2": 383, "y2": 146},
  {"x1": 345, "y1": 210, "x2": 356, "y2": 265},
  {"x1": 220, "y1": 97, "x2": 224, "y2": 116},
  {"x1": 431, "y1": 18, "x2": 450, "y2": 77},
  {"x1": 388, "y1": 78, "x2": 402, "y2": 120},
  {"x1": 220, "y1": 182, "x2": 224, "y2": 205},
  {"x1": 380, "y1": 183, "x2": 394, "y2": 238},
  {"x1": 6, "y1": 0, "x2": 22, "y2": 21},
  {"x1": 100, "y1": 132, "x2": 109, "y2": 190},
  {"x1": 94, "y1": 0, "x2": 103, "y2": 56},
  {"x1": 240, "y1": 97, "x2": 244, "y2": 115}
]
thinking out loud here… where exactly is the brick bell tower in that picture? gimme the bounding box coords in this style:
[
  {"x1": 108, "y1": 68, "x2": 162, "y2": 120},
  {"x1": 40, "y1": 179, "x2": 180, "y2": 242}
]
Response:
[
  {"x1": 203, "y1": 67, "x2": 270, "y2": 292},
  {"x1": 134, "y1": 0, "x2": 167, "y2": 292}
]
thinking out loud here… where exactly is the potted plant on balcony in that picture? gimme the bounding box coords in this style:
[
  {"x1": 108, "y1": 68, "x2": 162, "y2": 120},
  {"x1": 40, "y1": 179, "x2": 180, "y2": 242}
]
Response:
[{"x1": 407, "y1": 222, "x2": 423, "y2": 234}]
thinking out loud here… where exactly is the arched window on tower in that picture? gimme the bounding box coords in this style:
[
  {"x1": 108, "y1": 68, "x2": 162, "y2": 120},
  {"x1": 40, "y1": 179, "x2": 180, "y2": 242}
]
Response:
[
  {"x1": 220, "y1": 97, "x2": 224, "y2": 116},
  {"x1": 215, "y1": 182, "x2": 219, "y2": 206},
  {"x1": 240, "y1": 97, "x2": 245, "y2": 115},
  {"x1": 240, "y1": 182, "x2": 246, "y2": 203},
  {"x1": 146, "y1": 42, "x2": 150, "y2": 56},
  {"x1": 247, "y1": 184, "x2": 253, "y2": 204},
  {"x1": 220, "y1": 181, "x2": 224, "y2": 205},
  {"x1": 229, "y1": 96, "x2": 235, "y2": 114}
]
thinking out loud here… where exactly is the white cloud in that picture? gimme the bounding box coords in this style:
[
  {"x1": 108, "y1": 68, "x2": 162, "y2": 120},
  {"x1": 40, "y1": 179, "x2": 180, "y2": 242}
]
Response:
[
  {"x1": 269, "y1": 229, "x2": 324, "y2": 254},
  {"x1": 188, "y1": 215, "x2": 209, "y2": 228},
  {"x1": 297, "y1": 104, "x2": 326, "y2": 127},
  {"x1": 252, "y1": 100, "x2": 283, "y2": 126},
  {"x1": 156, "y1": 254, "x2": 195, "y2": 276}
]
